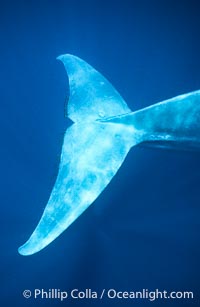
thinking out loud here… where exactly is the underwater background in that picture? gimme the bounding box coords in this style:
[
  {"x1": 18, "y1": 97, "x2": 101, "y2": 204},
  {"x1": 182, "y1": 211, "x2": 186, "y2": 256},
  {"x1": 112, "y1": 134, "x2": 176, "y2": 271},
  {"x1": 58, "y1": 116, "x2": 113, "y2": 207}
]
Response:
[{"x1": 0, "y1": 0, "x2": 200, "y2": 306}]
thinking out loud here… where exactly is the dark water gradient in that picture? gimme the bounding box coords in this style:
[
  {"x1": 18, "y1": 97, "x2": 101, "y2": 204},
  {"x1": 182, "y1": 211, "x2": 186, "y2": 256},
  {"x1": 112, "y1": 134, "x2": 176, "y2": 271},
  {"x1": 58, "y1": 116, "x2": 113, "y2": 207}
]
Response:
[{"x1": 0, "y1": 0, "x2": 200, "y2": 306}]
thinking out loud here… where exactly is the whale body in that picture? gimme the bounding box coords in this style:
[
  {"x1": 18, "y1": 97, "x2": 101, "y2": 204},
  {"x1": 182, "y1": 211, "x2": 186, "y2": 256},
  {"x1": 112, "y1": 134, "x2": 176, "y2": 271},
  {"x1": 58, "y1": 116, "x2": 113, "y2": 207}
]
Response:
[{"x1": 18, "y1": 54, "x2": 200, "y2": 256}]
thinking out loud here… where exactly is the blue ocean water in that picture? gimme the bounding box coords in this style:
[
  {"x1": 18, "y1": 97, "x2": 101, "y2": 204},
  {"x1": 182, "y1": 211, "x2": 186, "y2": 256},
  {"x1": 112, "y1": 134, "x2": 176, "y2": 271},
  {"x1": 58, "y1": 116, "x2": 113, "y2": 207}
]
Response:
[{"x1": 0, "y1": 0, "x2": 200, "y2": 306}]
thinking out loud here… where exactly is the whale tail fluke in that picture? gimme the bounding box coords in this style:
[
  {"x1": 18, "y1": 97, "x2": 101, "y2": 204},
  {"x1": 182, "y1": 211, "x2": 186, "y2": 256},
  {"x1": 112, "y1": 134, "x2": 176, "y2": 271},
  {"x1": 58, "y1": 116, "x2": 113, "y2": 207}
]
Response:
[
  {"x1": 18, "y1": 55, "x2": 137, "y2": 256},
  {"x1": 18, "y1": 54, "x2": 200, "y2": 256}
]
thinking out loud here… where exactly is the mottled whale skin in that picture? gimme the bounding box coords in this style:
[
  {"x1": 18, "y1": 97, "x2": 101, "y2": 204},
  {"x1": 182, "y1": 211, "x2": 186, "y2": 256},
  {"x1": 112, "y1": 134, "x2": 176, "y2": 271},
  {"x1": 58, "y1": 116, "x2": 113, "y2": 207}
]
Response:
[{"x1": 18, "y1": 54, "x2": 200, "y2": 256}]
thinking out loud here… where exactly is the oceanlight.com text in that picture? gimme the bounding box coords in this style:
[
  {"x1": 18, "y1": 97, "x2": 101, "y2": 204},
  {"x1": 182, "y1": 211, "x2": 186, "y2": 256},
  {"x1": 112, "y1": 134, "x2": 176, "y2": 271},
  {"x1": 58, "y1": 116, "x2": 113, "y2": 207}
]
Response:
[{"x1": 23, "y1": 288, "x2": 194, "y2": 301}]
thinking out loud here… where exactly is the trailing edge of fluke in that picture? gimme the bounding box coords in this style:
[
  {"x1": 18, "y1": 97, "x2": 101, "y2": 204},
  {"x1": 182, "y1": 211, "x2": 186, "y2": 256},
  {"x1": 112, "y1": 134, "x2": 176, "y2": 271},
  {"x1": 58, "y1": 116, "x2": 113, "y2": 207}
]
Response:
[{"x1": 18, "y1": 54, "x2": 200, "y2": 256}]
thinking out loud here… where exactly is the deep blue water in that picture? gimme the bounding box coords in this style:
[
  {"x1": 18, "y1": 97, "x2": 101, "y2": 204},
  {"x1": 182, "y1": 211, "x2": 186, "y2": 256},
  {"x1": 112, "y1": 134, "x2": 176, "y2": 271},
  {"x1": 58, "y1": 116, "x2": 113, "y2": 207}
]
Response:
[{"x1": 1, "y1": 0, "x2": 200, "y2": 306}]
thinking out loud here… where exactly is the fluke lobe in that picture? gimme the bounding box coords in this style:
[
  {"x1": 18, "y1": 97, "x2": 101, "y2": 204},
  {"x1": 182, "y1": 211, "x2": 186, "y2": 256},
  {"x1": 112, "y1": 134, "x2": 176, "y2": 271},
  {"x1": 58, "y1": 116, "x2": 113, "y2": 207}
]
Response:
[{"x1": 18, "y1": 54, "x2": 200, "y2": 256}]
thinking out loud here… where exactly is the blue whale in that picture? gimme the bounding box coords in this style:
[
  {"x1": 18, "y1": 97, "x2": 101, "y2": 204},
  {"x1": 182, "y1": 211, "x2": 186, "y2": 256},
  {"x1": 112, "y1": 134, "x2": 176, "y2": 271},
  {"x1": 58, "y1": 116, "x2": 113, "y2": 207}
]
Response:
[{"x1": 18, "y1": 54, "x2": 200, "y2": 256}]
